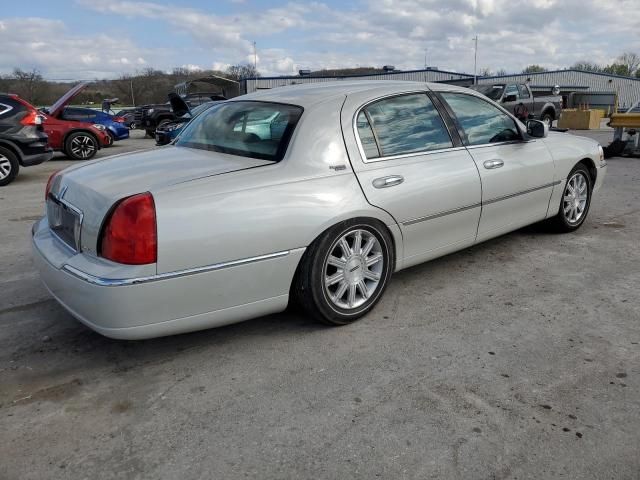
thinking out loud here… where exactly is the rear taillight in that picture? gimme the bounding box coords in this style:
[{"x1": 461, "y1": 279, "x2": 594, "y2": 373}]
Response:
[
  {"x1": 113, "y1": 116, "x2": 125, "y2": 123},
  {"x1": 100, "y1": 192, "x2": 157, "y2": 265},
  {"x1": 45, "y1": 171, "x2": 60, "y2": 200},
  {"x1": 20, "y1": 109, "x2": 43, "y2": 126}
]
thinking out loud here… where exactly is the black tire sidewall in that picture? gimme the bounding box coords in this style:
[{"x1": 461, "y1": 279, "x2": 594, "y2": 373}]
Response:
[
  {"x1": 65, "y1": 132, "x2": 98, "y2": 160},
  {"x1": 303, "y1": 219, "x2": 394, "y2": 325},
  {"x1": 0, "y1": 146, "x2": 19, "y2": 186},
  {"x1": 556, "y1": 165, "x2": 592, "y2": 231}
]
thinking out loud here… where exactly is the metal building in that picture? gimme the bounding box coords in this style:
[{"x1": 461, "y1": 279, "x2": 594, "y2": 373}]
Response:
[
  {"x1": 242, "y1": 68, "x2": 474, "y2": 94},
  {"x1": 478, "y1": 70, "x2": 640, "y2": 109},
  {"x1": 242, "y1": 68, "x2": 640, "y2": 110}
]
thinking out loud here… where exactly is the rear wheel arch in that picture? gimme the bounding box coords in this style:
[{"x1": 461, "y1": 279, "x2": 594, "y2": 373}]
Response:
[
  {"x1": 541, "y1": 107, "x2": 555, "y2": 121},
  {"x1": 288, "y1": 216, "x2": 397, "y2": 307},
  {"x1": 0, "y1": 140, "x2": 23, "y2": 165}
]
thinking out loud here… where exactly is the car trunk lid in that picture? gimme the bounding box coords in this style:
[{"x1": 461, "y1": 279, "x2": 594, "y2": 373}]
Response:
[{"x1": 48, "y1": 146, "x2": 273, "y2": 255}]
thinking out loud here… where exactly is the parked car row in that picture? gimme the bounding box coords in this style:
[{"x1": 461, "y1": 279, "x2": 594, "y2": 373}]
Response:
[
  {"x1": 134, "y1": 92, "x2": 227, "y2": 137},
  {"x1": 0, "y1": 83, "x2": 139, "y2": 186}
]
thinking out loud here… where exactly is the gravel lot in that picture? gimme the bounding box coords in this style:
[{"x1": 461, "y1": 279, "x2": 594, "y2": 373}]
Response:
[{"x1": 1, "y1": 129, "x2": 638, "y2": 480}]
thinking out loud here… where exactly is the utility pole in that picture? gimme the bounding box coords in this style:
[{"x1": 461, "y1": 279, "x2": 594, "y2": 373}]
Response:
[
  {"x1": 130, "y1": 78, "x2": 135, "y2": 107},
  {"x1": 253, "y1": 41, "x2": 257, "y2": 72},
  {"x1": 473, "y1": 35, "x2": 478, "y2": 85},
  {"x1": 424, "y1": 48, "x2": 428, "y2": 69}
]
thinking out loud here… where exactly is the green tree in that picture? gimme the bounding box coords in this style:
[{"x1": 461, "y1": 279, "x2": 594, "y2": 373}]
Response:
[
  {"x1": 522, "y1": 65, "x2": 547, "y2": 74},
  {"x1": 603, "y1": 63, "x2": 631, "y2": 76},
  {"x1": 571, "y1": 61, "x2": 602, "y2": 72}
]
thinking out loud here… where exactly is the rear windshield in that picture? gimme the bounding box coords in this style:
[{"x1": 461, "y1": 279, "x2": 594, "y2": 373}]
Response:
[{"x1": 175, "y1": 101, "x2": 303, "y2": 161}]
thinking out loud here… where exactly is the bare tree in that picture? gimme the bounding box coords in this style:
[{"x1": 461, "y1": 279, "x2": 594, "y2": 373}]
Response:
[
  {"x1": 495, "y1": 68, "x2": 508, "y2": 76},
  {"x1": 615, "y1": 52, "x2": 640, "y2": 76},
  {"x1": 226, "y1": 64, "x2": 260, "y2": 81},
  {"x1": 478, "y1": 67, "x2": 492, "y2": 77},
  {"x1": 11, "y1": 68, "x2": 45, "y2": 103}
]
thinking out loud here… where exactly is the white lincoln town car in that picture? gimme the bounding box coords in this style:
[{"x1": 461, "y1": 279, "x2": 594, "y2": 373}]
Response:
[{"x1": 32, "y1": 81, "x2": 607, "y2": 339}]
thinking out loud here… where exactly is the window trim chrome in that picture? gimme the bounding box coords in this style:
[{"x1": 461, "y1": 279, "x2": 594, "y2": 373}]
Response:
[
  {"x1": 352, "y1": 90, "x2": 459, "y2": 164},
  {"x1": 0, "y1": 103, "x2": 13, "y2": 116}
]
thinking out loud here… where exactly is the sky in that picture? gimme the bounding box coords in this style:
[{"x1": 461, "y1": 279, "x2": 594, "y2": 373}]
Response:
[{"x1": 1, "y1": 0, "x2": 639, "y2": 80}]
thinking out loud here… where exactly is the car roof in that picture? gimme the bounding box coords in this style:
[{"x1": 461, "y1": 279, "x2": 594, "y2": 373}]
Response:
[{"x1": 236, "y1": 80, "x2": 472, "y2": 108}]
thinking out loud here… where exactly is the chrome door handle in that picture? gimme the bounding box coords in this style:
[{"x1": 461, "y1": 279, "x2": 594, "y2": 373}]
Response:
[
  {"x1": 372, "y1": 175, "x2": 404, "y2": 188},
  {"x1": 483, "y1": 159, "x2": 504, "y2": 169}
]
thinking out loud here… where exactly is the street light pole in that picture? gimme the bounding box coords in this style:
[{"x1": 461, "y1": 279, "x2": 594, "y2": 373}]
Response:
[
  {"x1": 253, "y1": 41, "x2": 257, "y2": 71},
  {"x1": 473, "y1": 35, "x2": 478, "y2": 85}
]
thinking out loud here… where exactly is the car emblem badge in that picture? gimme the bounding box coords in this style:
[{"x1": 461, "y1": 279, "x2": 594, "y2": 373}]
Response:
[{"x1": 329, "y1": 164, "x2": 347, "y2": 171}]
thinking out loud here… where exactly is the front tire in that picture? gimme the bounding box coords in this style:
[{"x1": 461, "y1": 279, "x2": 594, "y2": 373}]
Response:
[
  {"x1": 0, "y1": 146, "x2": 19, "y2": 186},
  {"x1": 64, "y1": 132, "x2": 98, "y2": 160},
  {"x1": 295, "y1": 219, "x2": 394, "y2": 325},
  {"x1": 547, "y1": 164, "x2": 592, "y2": 232}
]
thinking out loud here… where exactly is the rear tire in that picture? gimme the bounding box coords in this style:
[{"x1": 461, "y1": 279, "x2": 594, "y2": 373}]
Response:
[
  {"x1": 0, "y1": 146, "x2": 19, "y2": 187},
  {"x1": 295, "y1": 218, "x2": 394, "y2": 326},
  {"x1": 541, "y1": 111, "x2": 554, "y2": 126},
  {"x1": 64, "y1": 132, "x2": 98, "y2": 160},
  {"x1": 546, "y1": 164, "x2": 592, "y2": 232}
]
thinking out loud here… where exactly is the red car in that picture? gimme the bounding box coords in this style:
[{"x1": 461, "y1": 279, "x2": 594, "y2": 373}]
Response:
[{"x1": 41, "y1": 83, "x2": 111, "y2": 160}]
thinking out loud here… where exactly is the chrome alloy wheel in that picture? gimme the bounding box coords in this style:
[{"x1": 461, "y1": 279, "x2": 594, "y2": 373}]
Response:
[
  {"x1": 71, "y1": 135, "x2": 96, "y2": 159},
  {"x1": 563, "y1": 172, "x2": 589, "y2": 224},
  {"x1": 0, "y1": 154, "x2": 11, "y2": 180},
  {"x1": 323, "y1": 229, "x2": 384, "y2": 310}
]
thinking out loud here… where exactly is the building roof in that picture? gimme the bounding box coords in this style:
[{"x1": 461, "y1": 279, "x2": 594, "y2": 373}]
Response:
[{"x1": 247, "y1": 68, "x2": 474, "y2": 82}]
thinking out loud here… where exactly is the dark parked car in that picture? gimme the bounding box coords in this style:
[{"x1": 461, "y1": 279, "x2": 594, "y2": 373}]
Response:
[
  {"x1": 155, "y1": 95, "x2": 222, "y2": 146},
  {"x1": 114, "y1": 109, "x2": 136, "y2": 128},
  {"x1": 0, "y1": 94, "x2": 53, "y2": 186},
  {"x1": 134, "y1": 93, "x2": 226, "y2": 136},
  {"x1": 62, "y1": 107, "x2": 130, "y2": 142}
]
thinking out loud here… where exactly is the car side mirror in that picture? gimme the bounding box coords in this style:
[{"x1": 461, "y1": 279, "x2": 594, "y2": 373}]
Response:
[
  {"x1": 526, "y1": 119, "x2": 548, "y2": 138},
  {"x1": 503, "y1": 94, "x2": 517, "y2": 102}
]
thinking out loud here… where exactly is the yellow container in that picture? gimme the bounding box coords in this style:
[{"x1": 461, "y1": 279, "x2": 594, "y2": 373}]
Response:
[{"x1": 557, "y1": 109, "x2": 604, "y2": 130}]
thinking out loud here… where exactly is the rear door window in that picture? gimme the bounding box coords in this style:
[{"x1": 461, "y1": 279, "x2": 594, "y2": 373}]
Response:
[{"x1": 356, "y1": 93, "x2": 452, "y2": 159}]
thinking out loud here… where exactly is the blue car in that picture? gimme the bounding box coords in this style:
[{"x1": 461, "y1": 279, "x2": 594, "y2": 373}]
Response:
[{"x1": 61, "y1": 107, "x2": 130, "y2": 143}]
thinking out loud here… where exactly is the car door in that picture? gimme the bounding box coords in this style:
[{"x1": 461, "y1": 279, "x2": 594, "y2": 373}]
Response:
[
  {"x1": 341, "y1": 90, "x2": 482, "y2": 269},
  {"x1": 437, "y1": 91, "x2": 556, "y2": 242},
  {"x1": 518, "y1": 84, "x2": 534, "y2": 113}
]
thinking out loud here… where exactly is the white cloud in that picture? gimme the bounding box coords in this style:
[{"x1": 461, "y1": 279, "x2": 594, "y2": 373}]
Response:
[
  {"x1": 2, "y1": 1, "x2": 640, "y2": 79},
  {"x1": 0, "y1": 18, "x2": 156, "y2": 78}
]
